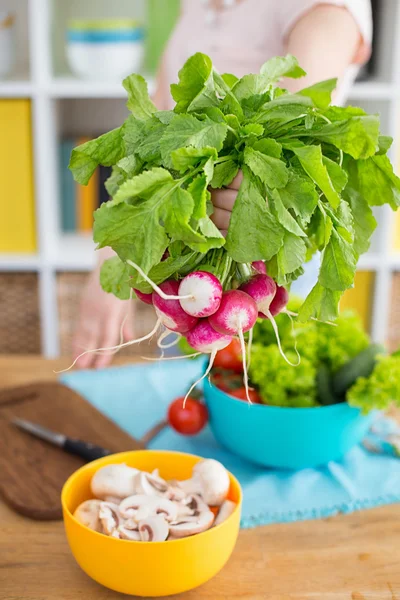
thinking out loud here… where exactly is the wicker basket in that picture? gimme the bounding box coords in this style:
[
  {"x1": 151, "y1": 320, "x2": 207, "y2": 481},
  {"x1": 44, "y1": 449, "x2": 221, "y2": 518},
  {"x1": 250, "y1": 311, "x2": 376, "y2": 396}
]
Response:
[
  {"x1": 388, "y1": 272, "x2": 400, "y2": 352},
  {"x1": 56, "y1": 272, "x2": 159, "y2": 358},
  {"x1": 0, "y1": 272, "x2": 41, "y2": 353}
]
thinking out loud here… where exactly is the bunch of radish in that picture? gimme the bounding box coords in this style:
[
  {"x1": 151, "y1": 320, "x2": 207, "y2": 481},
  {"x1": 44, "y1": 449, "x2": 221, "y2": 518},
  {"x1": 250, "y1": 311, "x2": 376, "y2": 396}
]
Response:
[{"x1": 129, "y1": 259, "x2": 291, "y2": 403}]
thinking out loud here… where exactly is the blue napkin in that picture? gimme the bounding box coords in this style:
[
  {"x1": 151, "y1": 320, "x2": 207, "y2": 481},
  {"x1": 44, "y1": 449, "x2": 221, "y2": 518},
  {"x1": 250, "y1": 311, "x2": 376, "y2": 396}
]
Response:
[{"x1": 60, "y1": 361, "x2": 400, "y2": 529}]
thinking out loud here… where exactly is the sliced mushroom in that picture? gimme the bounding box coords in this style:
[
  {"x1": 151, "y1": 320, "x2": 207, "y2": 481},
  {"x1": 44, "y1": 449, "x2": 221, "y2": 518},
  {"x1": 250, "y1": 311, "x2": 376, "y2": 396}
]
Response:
[
  {"x1": 73, "y1": 499, "x2": 103, "y2": 533},
  {"x1": 119, "y1": 526, "x2": 141, "y2": 541},
  {"x1": 138, "y1": 515, "x2": 169, "y2": 542},
  {"x1": 103, "y1": 495, "x2": 122, "y2": 505},
  {"x1": 178, "y1": 459, "x2": 230, "y2": 506},
  {"x1": 169, "y1": 509, "x2": 214, "y2": 538},
  {"x1": 119, "y1": 494, "x2": 178, "y2": 523},
  {"x1": 99, "y1": 501, "x2": 121, "y2": 536},
  {"x1": 135, "y1": 471, "x2": 169, "y2": 496},
  {"x1": 214, "y1": 500, "x2": 237, "y2": 526},
  {"x1": 91, "y1": 464, "x2": 139, "y2": 500}
]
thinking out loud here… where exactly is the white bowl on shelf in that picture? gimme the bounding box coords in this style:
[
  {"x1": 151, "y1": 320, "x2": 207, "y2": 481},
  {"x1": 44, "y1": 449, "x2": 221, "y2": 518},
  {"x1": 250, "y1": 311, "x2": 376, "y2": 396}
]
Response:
[
  {"x1": 66, "y1": 19, "x2": 145, "y2": 82},
  {"x1": 0, "y1": 12, "x2": 15, "y2": 80}
]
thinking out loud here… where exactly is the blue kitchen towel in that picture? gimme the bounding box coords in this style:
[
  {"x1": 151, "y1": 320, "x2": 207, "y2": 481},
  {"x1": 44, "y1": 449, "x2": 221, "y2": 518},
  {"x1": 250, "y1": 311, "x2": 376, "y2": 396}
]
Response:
[{"x1": 60, "y1": 360, "x2": 400, "y2": 529}]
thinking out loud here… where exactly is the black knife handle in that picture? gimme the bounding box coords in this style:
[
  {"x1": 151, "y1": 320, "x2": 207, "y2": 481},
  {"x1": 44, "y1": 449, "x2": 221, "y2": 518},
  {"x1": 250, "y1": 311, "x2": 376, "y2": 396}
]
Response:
[{"x1": 63, "y1": 439, "x2": 112, "y2": 462}]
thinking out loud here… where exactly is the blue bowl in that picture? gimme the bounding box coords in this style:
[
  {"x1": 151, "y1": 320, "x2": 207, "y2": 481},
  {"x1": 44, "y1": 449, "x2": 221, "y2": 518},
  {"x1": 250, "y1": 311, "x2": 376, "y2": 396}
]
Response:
[{"x1": 203, "y1": 379, "x2": 375, "y2": 470}]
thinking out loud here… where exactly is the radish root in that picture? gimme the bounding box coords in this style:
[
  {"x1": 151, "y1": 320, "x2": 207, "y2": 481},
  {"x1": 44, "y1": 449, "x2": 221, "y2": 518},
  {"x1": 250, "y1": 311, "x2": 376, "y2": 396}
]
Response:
[
  {"x1": 157, "y1": 330, "x2": 182, "y2": 349},
  {"x1": 266, "y1": 310, "x2": 300, "y2": 367},
  {"x1": 247, "y1": 326, "x2": 254, "y2": 371},
  {"x1": 183, "y1": 349, "x2": 217, "y2": 407},
  {"x1": 126, "y1": 260, "x2": 193, "y2": 301},
  {"x1": 141, "y1": 352, "x2": 202, "y2": 362},
  {"x1": 238, "y1": 325, "x2": 251, "y2": 404},
  {"x1": 55, "y1": 318, "x2": 161, "y2": 373},
  {"x1": 284, "y1": 311, "x2": 301, "y2": 366}
]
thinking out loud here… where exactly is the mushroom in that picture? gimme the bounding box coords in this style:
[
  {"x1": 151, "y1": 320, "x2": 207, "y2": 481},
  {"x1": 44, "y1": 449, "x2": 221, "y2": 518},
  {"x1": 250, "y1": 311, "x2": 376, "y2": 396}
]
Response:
[
  {"x1": 135, "y1": 471, "x2": 169, "y2": 496},
  {"x1": 176, "y1": 494, "x2": 209, "y2": 519},
  {"x1": 98, "y1": 501, "x2": 121, "y2": 536},
  {"x1": 214, "y1": 500, "x2": 237, "y2": 526},
  {"x1": 119, "y1": 494, "x2": 178, "y2": 523},
  {"x1": 73, "y1": 499, "x2": 103, "y2": 533},
  {"x1": 169, "y1": 509, "x2": 215, "y2": 538},
  {"x1": 178, "y1": 459, "x2": 230, "y2": 506},
  {"x1": 138, "y1": 515, "x2": 169, "y2": 542},
  {"x1": 118, "y1": 527, "x2": 141, "y2": 541},
  {"x1": 91, "y1": 464, "x2": 139, "y2": 500}
]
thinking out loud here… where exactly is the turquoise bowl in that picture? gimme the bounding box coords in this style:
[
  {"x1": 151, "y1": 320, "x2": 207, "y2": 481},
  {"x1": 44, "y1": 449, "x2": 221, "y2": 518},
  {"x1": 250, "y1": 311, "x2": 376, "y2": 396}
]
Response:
[{"x1": 203, "y1": 379, "x2": 375, "y2": 470}]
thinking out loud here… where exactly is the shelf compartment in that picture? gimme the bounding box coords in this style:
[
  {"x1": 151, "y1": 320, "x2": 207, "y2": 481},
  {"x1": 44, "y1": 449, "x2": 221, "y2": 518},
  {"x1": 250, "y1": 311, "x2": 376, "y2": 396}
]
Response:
[
  {"x1": 56, "y1": 271, "x2": 158, "y2": 357},
  {"x1": 340, "y1": 271, "x2": 376, "y2": 333},
  {"x1": 388, "y1": 272, "x2": 400, "y2": 352},
  {"x1": 0, "y1": 272, "x2": 41, "y2": 353}
]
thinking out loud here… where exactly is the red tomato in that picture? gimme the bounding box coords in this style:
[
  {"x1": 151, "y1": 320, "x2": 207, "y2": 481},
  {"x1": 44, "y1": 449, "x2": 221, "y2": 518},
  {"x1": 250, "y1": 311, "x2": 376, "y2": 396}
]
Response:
[
  {"x1": 229, "y1": 387, "x2": 262, "y2": 403},
  {"x1": 168, "y1": 397, "x2": 208, "y2": 435},
  {"x1": 213, "y1": 339, "x2": 243, "y2": 374}
]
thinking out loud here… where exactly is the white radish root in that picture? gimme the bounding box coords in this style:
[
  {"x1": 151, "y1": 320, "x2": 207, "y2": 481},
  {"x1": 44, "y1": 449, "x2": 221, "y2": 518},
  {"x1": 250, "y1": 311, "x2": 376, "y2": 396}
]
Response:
[
  {"x1": 265, "y1": 310, "x2": 300, "y2": 367},
  {"x1": 126, "y1": 260, "x2": 193, "y2": 301},
  {"x1": 237, "y1": 325, "x2": 251, "y2": 404},
  {"x1": 183, "y1": 349, "x2": 217, "y2": 407},
  {"x1": 157, "y1": 330, "x2": 182, "y2": 350}
]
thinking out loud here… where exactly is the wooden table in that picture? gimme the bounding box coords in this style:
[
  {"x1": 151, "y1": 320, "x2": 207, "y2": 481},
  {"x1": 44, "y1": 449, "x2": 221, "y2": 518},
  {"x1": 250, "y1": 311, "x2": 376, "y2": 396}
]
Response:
[{"x1": 1, "y1": 355, "x2": 400, "y2": 600}]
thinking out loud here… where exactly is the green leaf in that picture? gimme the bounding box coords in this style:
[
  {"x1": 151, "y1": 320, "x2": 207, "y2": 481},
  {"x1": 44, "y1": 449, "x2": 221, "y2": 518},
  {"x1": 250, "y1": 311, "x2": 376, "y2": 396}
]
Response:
[
  {"x1": 270, "y1": 189, "x2": 306, "y2": 237},
  {"x1": 297, "y1": 78, "x2": 337, "y2": 109},
  {"x1": 100, "y1": 257, "x2": 132, "y2": 300},
  {"x1": 104, "y1": 155, "x2": 142, "y2": 196},
  {"x1": 298, "y1": 282, "x2": 341, "y2": 323},
  {"x1": 244, "y1": 146, "x2": 289, "y2": 189},
  {"x1": 241, "y1": 123, "x2": 264, "y2": 137},
  {"x1": 284, "y1": 141, "x2": 341, "y2": 209},
  {"x1": 123, "y1": 74, "x2": 157, "y2": 120},
  {"x1": 319, "y1": 229, "x2": 357, "y2": 291},
  {"x1": 160, "y1": 114, "x2": 227, "y2": 168},
  {"x1": 210, "y1": 160, "x2": 239, "y2": 188},
  {"x1": 123, "y1": 115, "x2": 166, "y2": 163},
  {"x1": 322, "y1": 156, "x2": 348, "y2": 193},
  {"x1": 188, "y1": 174, "x2": 209, "y2": 219},
  {"x1": 377, "y1": 135, "x2": 393, "y2": 155},
  {"x1": 277, "y1": 171, "x2": 319, "y2": 223},
  {"x1": 253, "y1": 138, "x2": 282, "y2": 158},
  {"x1": 254, "y1": 95, "x2": 312, "y2": 124},
  {"x1": 221, "y1": 73, "x2": 239, "y2": 88},
  {"x1": 356, "y1": 154, "x2": 400, "y2": 210},
  {"x1": 69, "y1": 128, "x2": 125, "y2": 185},
  {"x1": 342, "y1": 163, "x2": 377, "y2": 255},
  {"x1": 260, "y1": 54, "x2": 306, "y2": 81},
  {"x1": 225, "y1": 167, "x2": 285, "y2": 262},
  {"x1": 170, "y1": 146, "x2": 217, "y2": 172},
  {"x1": 170, "y1": 52, "x2": 219, "y2": 113},
  {"x1": 310, "y1": 116, "x2": 380, "y2": 159},
  {"x1": 276, "y1": 232, "x2": 307, "y2": 277}
]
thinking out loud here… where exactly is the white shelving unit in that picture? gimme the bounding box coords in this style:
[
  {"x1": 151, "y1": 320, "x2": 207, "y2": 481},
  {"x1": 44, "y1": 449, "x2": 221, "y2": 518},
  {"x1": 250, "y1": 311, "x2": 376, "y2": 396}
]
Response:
[{"x1": 0, "y1": 0, "x2": 400, "y2": 356}]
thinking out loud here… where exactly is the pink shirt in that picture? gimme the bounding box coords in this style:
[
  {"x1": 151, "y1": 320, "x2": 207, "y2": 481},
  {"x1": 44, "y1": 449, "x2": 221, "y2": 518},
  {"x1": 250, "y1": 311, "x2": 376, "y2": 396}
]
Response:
[{"x1": 162, "y1": 0, "x2": 372, "y2": 108}]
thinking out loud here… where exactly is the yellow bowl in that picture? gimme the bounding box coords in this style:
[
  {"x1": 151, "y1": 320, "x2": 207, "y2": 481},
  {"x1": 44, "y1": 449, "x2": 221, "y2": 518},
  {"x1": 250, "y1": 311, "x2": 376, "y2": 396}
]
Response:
[{"x1": 62, "y1": 450, "x2": 242, "y2": 597}]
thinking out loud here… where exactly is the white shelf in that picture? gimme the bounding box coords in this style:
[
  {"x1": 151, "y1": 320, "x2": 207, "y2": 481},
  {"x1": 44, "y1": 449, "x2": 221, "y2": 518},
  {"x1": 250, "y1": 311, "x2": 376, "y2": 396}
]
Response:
[
  {"x1": 0, "y1": 79, "x2": 34, "y2": 98},
  {"x1": 52, "y1": 233, "x2": 97, "y2": 270},
  {"x1": 349, "y1": 81, "x2": 396, "y2": 100},
  {"x1": 0, "y1": 253, "x2": 40, "y2": 270},
  {"x1": 47, "y1": 74, "x2": 155, "y2": 99}
]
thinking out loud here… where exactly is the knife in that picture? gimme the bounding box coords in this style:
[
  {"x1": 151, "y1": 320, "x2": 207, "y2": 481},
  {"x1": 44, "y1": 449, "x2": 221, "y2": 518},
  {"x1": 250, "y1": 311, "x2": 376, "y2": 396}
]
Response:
[{"x1": 12, "y1": 418, "x2": 112, "y2": 462}]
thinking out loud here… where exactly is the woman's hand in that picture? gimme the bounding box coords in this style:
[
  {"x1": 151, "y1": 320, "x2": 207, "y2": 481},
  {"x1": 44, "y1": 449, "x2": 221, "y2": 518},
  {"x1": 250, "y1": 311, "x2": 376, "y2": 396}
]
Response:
[
  {"x1": 72, "y1": 248, "x2": 134, "y2": 369},
  {"x1": 210, "y1": 171, "x2": 242, "y2": 235}
]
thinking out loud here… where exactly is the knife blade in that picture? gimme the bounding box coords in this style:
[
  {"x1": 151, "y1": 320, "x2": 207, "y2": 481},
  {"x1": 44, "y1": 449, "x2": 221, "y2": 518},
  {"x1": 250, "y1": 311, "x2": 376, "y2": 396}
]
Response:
[{"x1": 12, "y1": 418, "x2": 112, "y2": 462}]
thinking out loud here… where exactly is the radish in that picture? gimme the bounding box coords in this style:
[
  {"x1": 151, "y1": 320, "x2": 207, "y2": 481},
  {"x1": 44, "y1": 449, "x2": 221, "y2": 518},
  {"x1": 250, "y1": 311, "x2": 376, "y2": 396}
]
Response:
[
  {"x1": 186, "y1": 320, "x2": 232, "y2": 353},
  {"x1": 134, "y1": 288, "x2": 153, "y2": 305},
  {"x1": 153, "y1": 280, "x2": 198, "y2": 333},
  {"x1": 252, "y1": 261, "x2": 267, "y2": 275},
  {"x1": 208, "y1": 290, "x2": 258, "y2": 336},
  {"x1": 269, "y1": 285, "x2": 289, "y2": 317},
  {"x1": 178, "y1": 271, "x2": 223, "y2": 318},
  {"x1": 208, "y1": 290, "x2": 258, "y2": 403},
  {"x1": 240, "y1": 274, "x2": 276, "y2": 318}
]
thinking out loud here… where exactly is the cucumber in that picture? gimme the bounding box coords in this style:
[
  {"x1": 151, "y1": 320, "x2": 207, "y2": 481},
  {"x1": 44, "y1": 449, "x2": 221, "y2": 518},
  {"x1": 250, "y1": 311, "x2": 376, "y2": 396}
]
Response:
[
  {"x1": 316, "y1": 365, "x2": 339, "y2": 406},
  {"x1": 332, "y1": 343, "x2": 386, "y2": 398}
]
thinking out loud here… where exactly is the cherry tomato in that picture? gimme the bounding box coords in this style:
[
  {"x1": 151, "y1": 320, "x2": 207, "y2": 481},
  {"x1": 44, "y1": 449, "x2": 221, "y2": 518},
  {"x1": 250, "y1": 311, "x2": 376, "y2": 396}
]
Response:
[
  {"x1": 168, "y1": 397, "x2": 208, "y2": 435},
  {"x1": 213, "y1": 339, "x2": 243, "y2": 374},
  {"x1": 211, "y1": 369, "x2": 243, "y2": 392},
  {"x1": 229, "y1": 387, "x2": 262, "y2": 403}
]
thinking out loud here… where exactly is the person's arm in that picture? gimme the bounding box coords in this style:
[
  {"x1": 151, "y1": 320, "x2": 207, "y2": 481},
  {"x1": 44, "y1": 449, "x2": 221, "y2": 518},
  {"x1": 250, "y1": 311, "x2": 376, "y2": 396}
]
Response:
[{"x1": 211, "y1": 4, "x2": 366, "y2": 231}]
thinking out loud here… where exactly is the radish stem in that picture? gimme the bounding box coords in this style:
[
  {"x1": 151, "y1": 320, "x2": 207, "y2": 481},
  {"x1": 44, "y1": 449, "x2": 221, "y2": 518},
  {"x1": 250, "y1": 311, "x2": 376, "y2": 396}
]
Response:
[
  {"x1": 55, "y1": 319, "x2": 161, "y2": 373},
  {"x1": 265, "y1": 310, "x2": 300, "y2": 367},
  {"x1": 126, "y1": 260, "x2": 193, "y2": 300}
]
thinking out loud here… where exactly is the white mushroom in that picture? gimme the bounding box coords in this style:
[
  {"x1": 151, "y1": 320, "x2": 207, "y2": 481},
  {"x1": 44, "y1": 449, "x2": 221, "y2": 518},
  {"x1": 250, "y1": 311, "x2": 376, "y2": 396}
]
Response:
[
  {"x1": 138, "y1": 515, "x2": 169, "y2": 542},
  {"x1": 103, "y1": 495, "x2": 122, "y2": 505},
  {"x1": 73, "y1": 499, "x2": 103, "y2": 532},
  {"x1": 99, "y1": 501, "x2": 121, "y2": 536},
  {"x1": 91, "y1": 464, "x2": 139, "y2": 500},
  {"x1": 169, "y1": 509, "x2": 215, "y2": 538},
  {"x1": 178, "y1": 459, "x2": 230, "y2": 506},
  {"x1": 135, "y1": 471, "x2": 169, "y2": 496},
  {"x1": 119, "y1": 494, "x2": 178, "y2": 523},
  {"x1": 118, "y1": 526, "x2": 141, "y2": 541},
  {"x1": 214, "y1": 500, "x2": 237, "y2": 526}
]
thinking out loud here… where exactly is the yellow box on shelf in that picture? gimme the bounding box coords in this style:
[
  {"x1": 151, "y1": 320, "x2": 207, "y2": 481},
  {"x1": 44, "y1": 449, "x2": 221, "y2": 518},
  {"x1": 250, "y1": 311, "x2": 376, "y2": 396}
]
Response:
[
  {"x1": 0, "y1": 100, "x2": 36, "y2": 252},
  {"x1": 340, "y1": 271, "x2": 375, "y2": 332}
]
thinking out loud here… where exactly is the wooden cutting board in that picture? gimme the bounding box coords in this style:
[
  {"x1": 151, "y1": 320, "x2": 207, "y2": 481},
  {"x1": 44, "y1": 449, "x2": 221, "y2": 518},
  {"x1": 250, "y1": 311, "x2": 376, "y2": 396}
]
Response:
[{"x1": 0, "y1": 382, "x2": 143, "y2": 520}]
